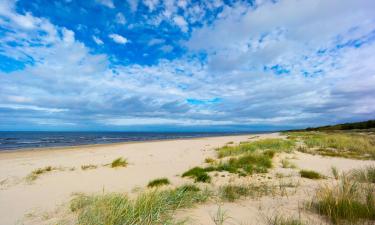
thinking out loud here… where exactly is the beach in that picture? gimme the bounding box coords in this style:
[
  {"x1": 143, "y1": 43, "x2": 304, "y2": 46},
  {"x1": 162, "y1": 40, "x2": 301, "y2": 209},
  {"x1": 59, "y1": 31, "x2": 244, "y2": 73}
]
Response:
[{"x1": 0, "y1": 132, "x2": 374, "y2": 225}]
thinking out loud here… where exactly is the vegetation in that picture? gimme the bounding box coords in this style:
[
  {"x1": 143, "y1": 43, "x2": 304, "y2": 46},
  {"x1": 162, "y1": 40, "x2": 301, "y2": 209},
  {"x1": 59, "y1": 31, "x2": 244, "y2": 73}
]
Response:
[
  {"x1": 70, "y1": 184, "x2": 210, "y2": 225},
  {"x1": 26, "y1": 166, "x2": 54, "y2": 182},
  {"x1": 267, "y1": 215, "x2": 305, "y2": 225},
  {"x1": 349, "y1": 166, "x2": 375, "y2": 184},
  {"x1": 216, "y1": 138, "x2": 295, "y2": 158},
  {"x1": 331, "y1": 166, "x2": 339, "y2": 180},
  {"x1": 288, "y1": 132, "x2": 375, "y2": 160},
  {"x1": 182, "y1": 167, "x2": 211, "y2": 183},
  {"x1": 110, "y1": 157, "x2": 128, "y2": 168},
  {"x1": 205, "y1": 157, "x2": 215, "y2": 163},
  {"x1": 296, "y1": 120, "x2": 375, "y2": 131},
  {"x1": 81, "y1": 164, "x2": 98, "y2": 170},
  {"x1": 147, "y1": 178, "x2": 170, "y2": 188},
  {"x1": 310, "y1": 176, "x2": 375, "y2": 224},
  {"x1": 211, "y1": 206, "x2": 229, "y2": 225},
  {"x1": 300, "y1": 170, "x2": 324, "y2": 179},
  {"x1": 281, "y1": 159, "x2": 296, "y2": 168}
]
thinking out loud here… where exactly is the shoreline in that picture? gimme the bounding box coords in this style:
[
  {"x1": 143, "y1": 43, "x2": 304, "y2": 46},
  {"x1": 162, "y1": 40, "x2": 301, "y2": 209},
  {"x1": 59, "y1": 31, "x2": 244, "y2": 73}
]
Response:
[{"x1": 0, "y1": 132, "x2": 268, "y2": 155}]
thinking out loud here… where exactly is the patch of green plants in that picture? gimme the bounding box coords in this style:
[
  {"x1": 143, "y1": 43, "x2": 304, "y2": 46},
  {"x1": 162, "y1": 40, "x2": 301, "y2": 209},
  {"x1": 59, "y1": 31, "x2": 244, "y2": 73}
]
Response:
[
  {"x1": 266, "y1": 215, "x2": 305, "y2": 225},
  {"x1": 299, "y1": 170, "x2": 324, "y2": 179},
  {"x1": 110, "y1": 157, "x2": 128, "y2": 168},
  {"x1": 26, "y1": 166, "x2": 54, "y2": 182},
  {"x1": 182, "y1": 167, "x2": 211, "y2": 183},
  {"x1": 81, "y1": 164, "x2": 98, "y2": 170},
  {"x1": 205, "y1": 157, "x2": 215, "y2": 163},
  {"x1": 281, "y1": 159, "x2": 296, "y2": 169},
  {"x1": 310, "y1": 176, "x2": 375, "y2": 224},
  {"x1": 289, "y1": 132, "x2": 375, "y2": 160},
  {"x1": 349, "y1": 166, "x2": 375, "y2": 183},
  {"x1": 70, "y1": 184, "x2": 210, "y2": 225},
  {"x1": 147, "y1": 178, "x2": 170, "y2": 188},
  {"x1": 217, "y1": 138, "x2": 295, "y2": 158},
  {"x1": 218, "y1": 182, "x2": 281, "y2": 202}
]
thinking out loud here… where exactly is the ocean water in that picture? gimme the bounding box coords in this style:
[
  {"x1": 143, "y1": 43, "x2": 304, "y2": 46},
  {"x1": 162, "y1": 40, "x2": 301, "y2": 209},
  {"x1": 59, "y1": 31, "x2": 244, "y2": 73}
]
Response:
[{"x1": 0, "y1": 131, "x2": 251, "y2": 151}]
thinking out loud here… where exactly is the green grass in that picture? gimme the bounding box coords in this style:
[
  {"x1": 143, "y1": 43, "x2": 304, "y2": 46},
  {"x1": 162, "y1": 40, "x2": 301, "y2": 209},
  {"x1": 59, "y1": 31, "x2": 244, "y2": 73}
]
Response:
[
  {"x1": 217, "y1": 138, "x2": 295, "y2": 158},
  {"x1": 218, "y1": 183, "x2": 281, "y2": 202},
  {"x1": 281, "y1": 159, "x2": 296, "y2": 169},
  {"x1": 349, "y1": 166, "x2": 375, "y2": 183},
  {"x1": 266, "y1": 215, "x2": 305, "y2": 225},
  {"x1": 147, "y1": 178, "x2": 170, "y2": 188},
  {"x1": 310, "y1": 176, "x2": 375, "y2": 224},
  {"x1": 182, "y1": 167, "x2": 211, "y2": 183},
  {"x1": 81, "y1": 164, "x2": 98, "y2": 170},
  {"x1": 110, "y1": 157, "x2": 128, "y2": 168},
  {"x1": 205, "y1": 157, "x2": 215, "y2": 163},
  {"x1": 26, "y1": 166, "x2": 54, "y2": 182},
  {"x1": 289, "y1": 132, "x2": 375, "y2": 160},
  {"x1": 299, "y1": 170, "x2": 324, "y2": 179},
  {"x1": 70, "y1": 184, "x2": 210, "y2": 225}
]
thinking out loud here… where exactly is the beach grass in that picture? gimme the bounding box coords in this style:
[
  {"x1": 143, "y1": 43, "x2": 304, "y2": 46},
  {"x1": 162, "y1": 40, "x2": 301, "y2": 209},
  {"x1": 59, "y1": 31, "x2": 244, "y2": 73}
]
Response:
[
  {"x1": 110, "y1": 157, "x2": 128, "y2": 168},
  {"x1": 288, "y1": 132, "x2": 375, "y2": 160},
  {"x1": 217, "y1": 138, "x2": 295, "y2": 158},
  {"x1": 147, "y1": 178, "x2": 170, "y2": 188},
  {"x1": 26, "y1": 166, "x2": 54, "y2": 182},
  {"x1": 299, "y1": 170, "x2": 324, "y2": 179},
  {"x1": 205, "y1": 157, "x2": 215, "y2": 164},
  {"x1": 182, "y1": 167, "x2": 211, "y2": 183},
  {"x1": 70, "y1": 184, "x2": 210, "y2": 225},
  {"x1": 266, "y1": 215, "x2": 305, "y2": 225},
  {"x1": 281, "y1": 159, "x2": 296, "y2": 168},
  {"x1": 81, "y1": 164, "x2": 98, "y2": 170},
  {"x1": 310, "y1": 176, "x2": 375, "y2": 224},
  {"x1": 349, "y1": 166, "x2": 375, "y2": 183}
]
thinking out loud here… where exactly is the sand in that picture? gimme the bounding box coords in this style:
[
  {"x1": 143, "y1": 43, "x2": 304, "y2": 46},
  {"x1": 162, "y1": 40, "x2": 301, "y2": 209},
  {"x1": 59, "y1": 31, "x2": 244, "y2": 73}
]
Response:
[{"x1": 0, "y1": 132, "x2": 374, "y2": 225}]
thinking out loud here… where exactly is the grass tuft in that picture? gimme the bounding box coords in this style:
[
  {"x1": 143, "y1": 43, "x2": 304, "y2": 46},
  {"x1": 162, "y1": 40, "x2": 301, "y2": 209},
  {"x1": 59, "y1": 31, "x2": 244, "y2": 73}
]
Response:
[
  {"x1": 349, "y1": 166, "x2": 375, "y2": 184},
  {"x1": 70, "y1": 184, "x2": 210, "y2": 225},
  {"x1": 110, "y1": 157, "x2": 128, "y2": 168},
  {"x1": 147, "y1": 178, "x2": 170, "y2": 188},
  {"x1": 26, "y1": 166, "x2": 54, "y2": 182},
  {"x1": 182, "y1": 167, "x2": 211, "y2": 183},
  {"x1": 205, "y1": 157, "x2": 215, "y2": 164},
  {"x1": 266, "y1": 215, "x2": 305, "y2": 225},
  {"x1": 299, "y1": 170, "x2": 323, "y2": 179},
  {"x1": 281, "y1": 159, "x2": 296, "y2": 169},
  {"x1": 81, "y1": 164, "x2": 98, "y2": 170},
  {"x1": 310, "y1": 176, "x2": 375, "y2": 224}
]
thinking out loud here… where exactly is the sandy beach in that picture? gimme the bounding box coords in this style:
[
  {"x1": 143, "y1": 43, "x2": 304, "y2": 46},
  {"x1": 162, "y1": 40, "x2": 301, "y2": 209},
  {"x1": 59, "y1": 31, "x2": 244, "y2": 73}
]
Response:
[{"x1": 0, "y1": 132, "x2": 374, "y2": 225}]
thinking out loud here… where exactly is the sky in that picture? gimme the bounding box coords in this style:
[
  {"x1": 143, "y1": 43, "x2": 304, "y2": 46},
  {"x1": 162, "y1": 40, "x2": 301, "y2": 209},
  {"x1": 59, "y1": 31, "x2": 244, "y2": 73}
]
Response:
[{"x1": 0, "y1": 0, "x2": 374, "y2": 132}]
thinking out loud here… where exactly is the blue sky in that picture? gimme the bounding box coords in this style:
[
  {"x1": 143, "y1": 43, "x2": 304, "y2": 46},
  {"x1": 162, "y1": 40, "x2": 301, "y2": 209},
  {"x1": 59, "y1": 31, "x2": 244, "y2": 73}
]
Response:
[{"x1": 0, "y1": 0, "x2": 375, "y2": 131}]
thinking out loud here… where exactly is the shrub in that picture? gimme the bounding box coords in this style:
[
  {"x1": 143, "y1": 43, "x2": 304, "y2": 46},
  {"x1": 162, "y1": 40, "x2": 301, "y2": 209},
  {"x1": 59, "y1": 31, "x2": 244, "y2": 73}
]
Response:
[
  {"x1": 147, "y1": 178, "x2": 170, "y2": 188},
  {"x1": 300, "y1": 170, "x2": 323, "y2": 179},
  {"x1": 111, "y1": 157, "x2": 128, "y2": 168}
]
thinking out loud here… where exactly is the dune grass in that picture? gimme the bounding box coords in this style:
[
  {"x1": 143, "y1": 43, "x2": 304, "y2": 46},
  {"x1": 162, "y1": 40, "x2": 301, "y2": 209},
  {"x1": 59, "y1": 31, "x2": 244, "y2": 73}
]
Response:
[
  {"x1": 110, "y1": 157, "x2": 128, "y2": 168},
  {"x1": 147, "y1": 178, "x2": 170, "y2": 188},
  {"x1": 289, "y1": 132, "x2": 375, "y2": 160},
  {"x1": 281, "y1": 159, "x2": 296, "y2": 169},
  {"x1": 70, "y1": 184, "x2": 210, "y2": 225},
  {"x1": 299, "y1": 170, "x2": 324, "y2": 179},
  {"x1": 349, "y1": 166, "x2": 375, "y2": 184},
  {"x1": 182, "y1": 167, "x2": 211, "y2": 183},
  {"x1": 310, "y1": 176, "x2": 375, "y2": 224},
  {"x1": 205, "y1": 157, "x2": 215, "y2": 164},
  {"x1": 26, "y1": 166, "x2": 54, "y2": 182},
  {"x1": 266, "y1": 215, "x2": 305, "y2": 225},
  {"x1": 81, "y1": 164, "x2": 98, "y2": 170},
  {"x1": 217, "y1": 138, "x2": 295, "y2": 158}
]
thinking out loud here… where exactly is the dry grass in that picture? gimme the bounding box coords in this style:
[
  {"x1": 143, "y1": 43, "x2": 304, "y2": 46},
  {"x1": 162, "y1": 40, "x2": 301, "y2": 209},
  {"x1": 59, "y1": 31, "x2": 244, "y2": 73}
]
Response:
[
  {"x1": 26, "y1": 166, "x2": 55, "y2": 182},
  {"x1": 81, "y1": 164, "x2": 98, "y2": 170},
  {"x1": 110, "y1": 157, "x2": 128, "y2": 168}
]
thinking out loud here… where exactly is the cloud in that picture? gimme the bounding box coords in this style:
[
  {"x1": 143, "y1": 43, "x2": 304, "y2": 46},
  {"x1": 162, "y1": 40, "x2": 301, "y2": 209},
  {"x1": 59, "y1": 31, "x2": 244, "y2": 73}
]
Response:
[
  {"x1": 115, "y1": 12, "x2": 126, "y2": 24},
  {"x1": 92, "y1": 35, "x2": 104, "y2": 45},
  {"x1": 173, "y1": 16, "x2": 188, "y2": 32},
  {"x1": 127, "y1": 0, "x2": 139, "y2": 12},
  {"x1": 143, "y1": 0, "x2": 159, "y2": 12},
  {"x1": 109, "y1": 34, "x2": 128, "y2": 44},
  {"x1": 96, "y1": 0, "x2": 115, "y2": 8}
]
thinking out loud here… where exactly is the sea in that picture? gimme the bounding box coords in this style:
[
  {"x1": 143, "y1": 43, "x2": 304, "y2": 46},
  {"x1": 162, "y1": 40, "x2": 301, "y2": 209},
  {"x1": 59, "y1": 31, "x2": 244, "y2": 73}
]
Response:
[{"x1": 0, "y1": 131, "x2": 256, "y2": 151}]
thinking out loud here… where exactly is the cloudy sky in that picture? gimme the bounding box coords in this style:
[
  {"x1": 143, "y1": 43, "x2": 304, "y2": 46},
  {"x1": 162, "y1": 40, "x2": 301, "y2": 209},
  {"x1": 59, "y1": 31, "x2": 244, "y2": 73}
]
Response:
[{"x1": 0, "y1": 0, "x2": 374, "y2": 131}]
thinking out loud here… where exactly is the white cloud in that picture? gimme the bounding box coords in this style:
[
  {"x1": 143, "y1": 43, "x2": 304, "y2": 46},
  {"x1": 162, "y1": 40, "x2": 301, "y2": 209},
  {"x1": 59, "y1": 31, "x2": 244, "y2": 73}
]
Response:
[
  {"x1": 115, "y1": 12, "x2": 126, "y2": 24},
  {"x1": 109, "y1": 34, "x2": 128, "y2": 44},
  {"x1": 92, "y1": 35, "x2": 104, "y2": 45},
  {"x1": 173, "y1": 15, "x2": 188, "y2": 32},
  {"x1": 127, "y1": 0, "x2": 139, "y2": 12},
  {"x1": 143, "y1": 0, "x2": 159, "y2": 12},
  {"x1": 148, "y1": 38, "x2": 165, "y2": 46},
  {"x1": 96, "y1": 0, "x2": 115, "y2": 8},
  {"x1": 160, "y1": 45, "x2": 173, "y2": 53}
]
